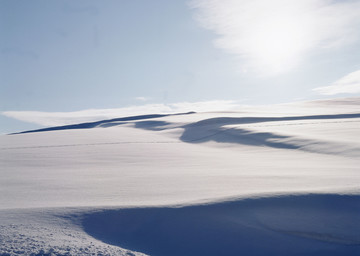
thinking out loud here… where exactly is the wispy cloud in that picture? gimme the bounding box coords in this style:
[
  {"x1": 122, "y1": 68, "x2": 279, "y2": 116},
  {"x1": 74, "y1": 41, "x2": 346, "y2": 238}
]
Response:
[
  {"x1": 134, "y1": 96, "x2": 150, "y2": 102},
  {"x1": 313, "y1": 69, "x2": 360, "y2": 95},
  {"x1": 1, "y1": 101, "x2": 240, "y2": 127},
  {"x1": 189, "y1": 0, "x2": 360, "y2": 74}
]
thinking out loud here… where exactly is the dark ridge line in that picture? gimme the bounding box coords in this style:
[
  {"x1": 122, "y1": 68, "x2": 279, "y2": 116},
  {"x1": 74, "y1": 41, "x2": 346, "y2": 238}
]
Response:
[
  {"x1": 9, "y1": 111, "x2": 196, "y2": 135},
  {"x1": 183, "y1": 113, "x2": 360, "y2": 128}
]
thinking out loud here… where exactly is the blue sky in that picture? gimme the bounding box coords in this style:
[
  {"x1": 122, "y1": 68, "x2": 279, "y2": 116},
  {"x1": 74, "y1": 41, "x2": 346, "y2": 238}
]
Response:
[{"x1": 1, "y1": 0, "x2": 360, "y2": 133}]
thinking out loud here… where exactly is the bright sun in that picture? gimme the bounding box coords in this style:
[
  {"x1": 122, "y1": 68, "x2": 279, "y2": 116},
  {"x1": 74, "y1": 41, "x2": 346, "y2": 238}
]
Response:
[
  {"x1": 247, "y1": 13, "x2": 312, "y2": 74},
  {"x1": 250, "y1": 17, "x2": 307, "y2": 73}
]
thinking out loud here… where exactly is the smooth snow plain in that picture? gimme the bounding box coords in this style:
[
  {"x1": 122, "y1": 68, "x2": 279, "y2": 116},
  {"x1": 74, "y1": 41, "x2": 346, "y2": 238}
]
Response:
[{"x1": 1, "y1": 98, "x2": 360, "y2": 255}]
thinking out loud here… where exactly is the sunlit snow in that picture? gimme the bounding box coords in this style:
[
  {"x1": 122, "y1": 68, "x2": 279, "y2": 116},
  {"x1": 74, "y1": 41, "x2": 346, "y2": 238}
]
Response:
[{"x1": 1, "y1": 98, "x2": 359, "y2": 255}]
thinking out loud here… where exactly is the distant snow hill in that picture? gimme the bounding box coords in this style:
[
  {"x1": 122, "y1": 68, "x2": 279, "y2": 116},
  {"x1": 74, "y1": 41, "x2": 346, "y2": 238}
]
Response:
[
  {"x1": 1, "y1": 98, "x2": 360, "y2": 255},
  {"x1": 11, "y1": 112, "x2": 195, "y2": 135}
]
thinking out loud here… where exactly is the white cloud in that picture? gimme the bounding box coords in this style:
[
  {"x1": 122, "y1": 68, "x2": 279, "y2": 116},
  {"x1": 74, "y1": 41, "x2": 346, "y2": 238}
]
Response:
[
  {"x1": 1, "y1": 100, "x2": 240, "y2": 127},
  {"x1": 313, "y1": 69, "x2": 360, "y2": 95},
  {"x1": 189, "y1": 0, "x2": 360, "y2": 74}
]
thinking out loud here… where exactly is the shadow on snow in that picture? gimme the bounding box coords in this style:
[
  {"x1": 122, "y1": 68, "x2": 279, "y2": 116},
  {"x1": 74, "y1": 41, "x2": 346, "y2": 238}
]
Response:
[{"x1": 82, "y1": 194, "x2": 360, "y2": 256}]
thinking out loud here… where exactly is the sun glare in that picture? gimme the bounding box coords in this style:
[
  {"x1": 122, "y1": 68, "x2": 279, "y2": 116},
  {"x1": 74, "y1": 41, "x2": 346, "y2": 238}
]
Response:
[
  {"x1": 248, "y1": 13, "x2": 311, "y2": 74},
  {"x1": 191, "y1": 0, "x2": 357, "y2": 75}
]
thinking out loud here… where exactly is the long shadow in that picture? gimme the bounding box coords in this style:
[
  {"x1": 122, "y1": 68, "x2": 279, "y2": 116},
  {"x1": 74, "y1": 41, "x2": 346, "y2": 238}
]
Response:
[
  {"x1": 134, "y1": 121, "x2": 172, "y2": 131},
  {"x1": 11, "y1": 112, "x2": 195, "y2": 135},
  {"x1": 180, "y1": 113, "x2": 360, "y2": 150},
  {"x1": 184, "y1": 127, "x2": 301, "y2": 149},
  {"x1": 82, "y1": 194, "x2": 360, "y2": 256}
]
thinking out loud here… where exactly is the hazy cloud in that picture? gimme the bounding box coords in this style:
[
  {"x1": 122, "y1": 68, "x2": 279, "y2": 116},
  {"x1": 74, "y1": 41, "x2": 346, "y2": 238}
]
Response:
[
  {"x1": 189, "y1": 0, "x2": 360, "y2": 74},
  {"x1": 2, "y1": 101, "x2": 239, "y2": 127},
  {"x1": 313, "y1": 69, "x2": 360, "y2": 95},
  {"x1": 135, "y1": 96, "x2": 150, "y2": 101}
]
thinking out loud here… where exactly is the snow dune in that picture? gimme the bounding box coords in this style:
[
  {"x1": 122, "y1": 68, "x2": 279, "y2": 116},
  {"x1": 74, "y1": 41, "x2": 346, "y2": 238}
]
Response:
[{"x1": 1, "y1": 98, "x2": 360, "y2": 255}]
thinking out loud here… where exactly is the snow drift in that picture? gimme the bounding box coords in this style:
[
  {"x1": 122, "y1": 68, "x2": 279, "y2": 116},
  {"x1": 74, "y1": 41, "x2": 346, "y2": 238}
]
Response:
[{"x1": 1, "y1": 98, "x2": 360, "y2": 255}]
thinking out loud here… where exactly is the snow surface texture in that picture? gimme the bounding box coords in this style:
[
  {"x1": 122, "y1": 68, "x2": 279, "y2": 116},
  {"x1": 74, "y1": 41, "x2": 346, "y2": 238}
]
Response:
[{"x1": 1, "y1": 98, "x2": 360, "y2": 255}]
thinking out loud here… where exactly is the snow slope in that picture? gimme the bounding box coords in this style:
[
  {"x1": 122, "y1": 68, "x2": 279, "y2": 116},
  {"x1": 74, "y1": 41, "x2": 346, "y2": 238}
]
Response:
[{"x1": 1, "y1": 98, "x2": 360, "y2": 255}]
